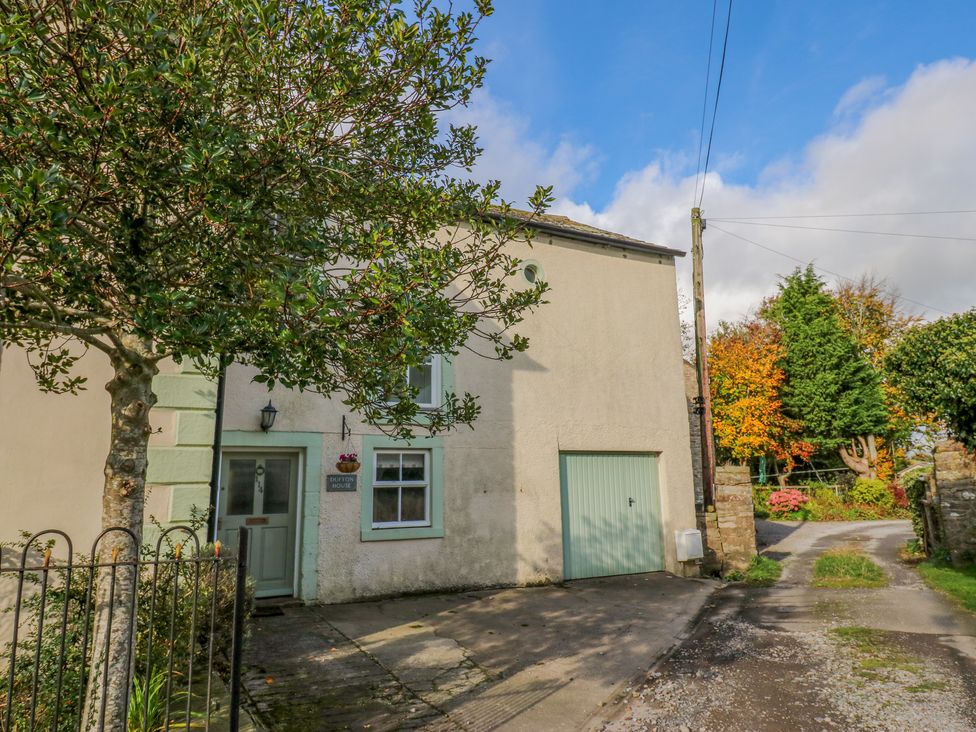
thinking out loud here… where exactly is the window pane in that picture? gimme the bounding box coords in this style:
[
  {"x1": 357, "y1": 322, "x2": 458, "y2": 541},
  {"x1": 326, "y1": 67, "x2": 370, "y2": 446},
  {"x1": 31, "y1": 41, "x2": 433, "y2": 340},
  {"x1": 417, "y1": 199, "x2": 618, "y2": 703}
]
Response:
[
  {"x1": 227, "y1": 460, "x2": 255, "y2": 515},
  {"x1": 373, "y1": 487, "x2": 400, "y2": 523},
  {"x1": 408, "y1": 362, "x2": 433, "y2": 404},
  {"x1": 375, "y1": 453, "x2": 400, "y2": 482},
  {"x1": 401, "y1": 486, "x2": 427, "y2": 522},
  {"x1": 262, "y1": 459, "x2": 291, "y2": 514},
  {"x1": 401, "y1": 453, "x2": 426, "y2": 482}
]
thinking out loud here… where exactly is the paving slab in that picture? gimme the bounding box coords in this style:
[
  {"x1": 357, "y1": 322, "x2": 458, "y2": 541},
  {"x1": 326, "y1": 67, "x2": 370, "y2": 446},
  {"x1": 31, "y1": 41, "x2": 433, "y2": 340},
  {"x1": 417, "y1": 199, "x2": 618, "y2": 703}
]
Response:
[{"x1": 243, "y1": 573, "x2": 717, "y2": 731}]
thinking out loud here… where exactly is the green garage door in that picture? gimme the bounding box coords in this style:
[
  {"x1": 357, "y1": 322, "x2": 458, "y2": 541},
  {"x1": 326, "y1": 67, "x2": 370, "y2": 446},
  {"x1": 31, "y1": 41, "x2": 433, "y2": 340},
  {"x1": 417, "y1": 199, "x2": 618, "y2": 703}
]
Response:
[{"x1": 560, "y1": 452, "x2": 664, "y2": 580}]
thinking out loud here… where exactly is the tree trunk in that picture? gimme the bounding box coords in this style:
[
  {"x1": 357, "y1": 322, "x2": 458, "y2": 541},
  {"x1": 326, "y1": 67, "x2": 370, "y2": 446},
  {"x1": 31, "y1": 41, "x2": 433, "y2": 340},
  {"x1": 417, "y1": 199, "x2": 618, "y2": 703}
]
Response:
[
  {"x1": 838, "y1": 435, "x2": 878, "y2": 480},
  {"x1": 771, "y1": 456, "x2": 789, "y2": 487},
  {"x1": 83, "y1": 343, "x2": 158, "y2": 731},
  {"x1": 865, "y1": 434, "x2": 879, "y2": 477}
]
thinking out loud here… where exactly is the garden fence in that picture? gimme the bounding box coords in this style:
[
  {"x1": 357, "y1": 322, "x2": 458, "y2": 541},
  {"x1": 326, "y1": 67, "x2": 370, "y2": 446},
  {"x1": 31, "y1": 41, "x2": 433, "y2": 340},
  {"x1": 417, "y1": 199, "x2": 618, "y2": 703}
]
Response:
[{"x1": 1, "y1": 526, "x2": 249, "y2": 731}]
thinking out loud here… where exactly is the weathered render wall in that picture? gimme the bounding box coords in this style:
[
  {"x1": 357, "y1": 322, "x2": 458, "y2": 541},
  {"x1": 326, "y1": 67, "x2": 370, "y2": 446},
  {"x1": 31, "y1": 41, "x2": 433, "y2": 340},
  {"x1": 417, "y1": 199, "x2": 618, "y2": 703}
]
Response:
[
  {"x1": 0, "y1": 346, "x2": 108, "y2": 546},
  {"x1": 223, "y1": 233, "x2": 698, "y2": 603},
  {"x1": 935, "y1": 441, "x2": 976, "y2": 563},
  {"x1": 0, "y1": 348, "x2": 216, "y2": 547}
]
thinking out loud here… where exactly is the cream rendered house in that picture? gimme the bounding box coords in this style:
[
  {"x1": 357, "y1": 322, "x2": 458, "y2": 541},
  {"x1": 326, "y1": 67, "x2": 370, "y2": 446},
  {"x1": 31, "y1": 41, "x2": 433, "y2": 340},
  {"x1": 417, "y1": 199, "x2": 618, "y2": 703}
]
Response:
[
  {"x1": 1, "y1": 214, "x2": 699, "y2": 605},
  {"x1": 0, "y1": 351, "x2": 218, "y2": 550},
  {"x1": 217, "y1": 215, "x2": 699, "y2": 602}
]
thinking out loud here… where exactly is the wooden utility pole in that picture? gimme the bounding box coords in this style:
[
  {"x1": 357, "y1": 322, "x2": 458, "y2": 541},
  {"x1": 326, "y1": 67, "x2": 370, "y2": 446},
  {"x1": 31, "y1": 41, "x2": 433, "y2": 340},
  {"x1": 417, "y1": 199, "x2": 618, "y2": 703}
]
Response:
[{"x1": 691, "y1": 207, "x2": 716, "y2": 507}]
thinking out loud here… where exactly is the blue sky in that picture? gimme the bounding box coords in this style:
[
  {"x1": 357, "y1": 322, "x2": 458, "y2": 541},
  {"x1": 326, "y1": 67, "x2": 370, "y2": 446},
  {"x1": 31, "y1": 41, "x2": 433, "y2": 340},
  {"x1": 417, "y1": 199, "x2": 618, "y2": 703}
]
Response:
[
  {"x1": 477, "y1": 1, "x2": 976, "y2": 210},
  {"x1": 457, "y1": 1, "x2": 976, "y2": 324}
]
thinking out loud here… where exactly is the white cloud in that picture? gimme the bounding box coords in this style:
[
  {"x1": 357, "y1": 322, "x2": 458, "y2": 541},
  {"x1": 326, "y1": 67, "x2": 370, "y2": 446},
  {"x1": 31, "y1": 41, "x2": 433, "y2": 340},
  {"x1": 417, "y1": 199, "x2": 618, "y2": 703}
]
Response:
[
  {"x1": 455, "y1": 61, "x2": 976, "y2": 327},
  {"x1": 446, "y1": 89, "x2": 599, "y2": 205},
  {"x1": 833, "y1": 75, "x2": 887, "y2": 118},
  {"x1": 553, "y1": 58, "x2": 976, "y2": 326}
]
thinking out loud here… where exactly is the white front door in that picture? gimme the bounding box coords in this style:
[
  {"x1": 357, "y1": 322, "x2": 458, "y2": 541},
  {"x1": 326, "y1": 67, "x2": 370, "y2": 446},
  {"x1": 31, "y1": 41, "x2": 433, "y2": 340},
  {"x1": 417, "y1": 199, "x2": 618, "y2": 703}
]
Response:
[{"x1": 218, "y1": 452, "x2": 299, "y2": 598}]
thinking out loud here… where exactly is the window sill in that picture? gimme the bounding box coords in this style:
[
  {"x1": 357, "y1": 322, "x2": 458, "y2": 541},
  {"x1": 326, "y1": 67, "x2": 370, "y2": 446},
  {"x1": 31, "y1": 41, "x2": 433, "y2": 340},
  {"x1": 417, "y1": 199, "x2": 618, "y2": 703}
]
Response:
[{"x1": 360, "y1": 525, "x2": 445, "y2": 542}]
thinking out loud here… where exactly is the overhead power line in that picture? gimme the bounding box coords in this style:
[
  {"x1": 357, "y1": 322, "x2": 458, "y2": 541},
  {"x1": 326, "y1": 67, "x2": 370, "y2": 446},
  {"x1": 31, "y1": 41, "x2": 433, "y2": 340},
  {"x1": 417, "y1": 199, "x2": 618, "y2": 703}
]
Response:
[
  {"x1": 707, "y1": 223, "x2": 952, "y2": 316},
  {"x1": 709, "y1": 209, "x2": 976, "y2": 220},
  {"x1": 692, "y1": 0, "x2": 719, "y2": 208},
  {"x1": 697, "y1": 0, "x2": 733, "y2": 208},
  {"x1": 707, "y1": 219, "x2": 976, "y2": 243}
]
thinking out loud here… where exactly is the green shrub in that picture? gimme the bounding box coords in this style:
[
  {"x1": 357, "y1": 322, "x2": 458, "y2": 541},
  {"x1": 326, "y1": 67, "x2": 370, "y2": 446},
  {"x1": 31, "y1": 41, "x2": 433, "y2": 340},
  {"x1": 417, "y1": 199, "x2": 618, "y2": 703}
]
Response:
[
  {"x1": 848, "y1": 478, "x2": 894, "y2": 508},
  {"x1": 801, "y1": 481, "x2": 839, "y2": 496},
  {"x1": 1, "y1": 523, "x2": 250, "y2": 731},
  {"x1": 806, "y1": 490, "x2": 850, "y2": 521},
  {"x1": 812, "y1": 486, "x2": 840, "y2": 502},
  {"x1": 753, "y1": 485, "x2": 772, "y2": 519}
]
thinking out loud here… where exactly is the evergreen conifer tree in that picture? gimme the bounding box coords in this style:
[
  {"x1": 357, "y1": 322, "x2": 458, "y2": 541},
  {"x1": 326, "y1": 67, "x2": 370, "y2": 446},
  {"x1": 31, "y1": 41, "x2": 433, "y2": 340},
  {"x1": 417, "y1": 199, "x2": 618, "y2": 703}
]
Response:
[{"x1": 767, "y1": 266, "x2": 888, "y2": 477}]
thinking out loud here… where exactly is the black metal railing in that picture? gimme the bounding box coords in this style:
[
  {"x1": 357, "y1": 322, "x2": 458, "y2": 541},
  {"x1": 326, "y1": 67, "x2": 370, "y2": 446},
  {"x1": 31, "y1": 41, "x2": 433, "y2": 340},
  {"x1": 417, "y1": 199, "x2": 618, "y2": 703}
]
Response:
[{"x1": 1, "y1": 526, "x2": 249, "y2": 731}]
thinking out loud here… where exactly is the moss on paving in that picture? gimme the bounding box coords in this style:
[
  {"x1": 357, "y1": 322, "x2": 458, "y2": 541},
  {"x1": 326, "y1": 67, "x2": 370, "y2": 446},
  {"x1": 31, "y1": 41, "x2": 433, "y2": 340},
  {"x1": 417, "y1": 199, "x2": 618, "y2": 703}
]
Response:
[
  {"x1": 917, "y1": 561, "x2": 976, "y2": 613},
  {"x1": 813, "y1": 549, "x2": 887, "y2": 588},
  {"x1": 906, "y1": 681, "x2": 948, "y2": 694},
  {"x1": 829, "y1": 627, "x2": 927, "y2": 687}
]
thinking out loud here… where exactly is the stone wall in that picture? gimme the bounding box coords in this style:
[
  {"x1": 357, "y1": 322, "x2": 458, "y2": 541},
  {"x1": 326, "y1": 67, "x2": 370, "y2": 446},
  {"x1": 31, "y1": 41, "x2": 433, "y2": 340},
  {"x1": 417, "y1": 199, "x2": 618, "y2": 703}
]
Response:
[
  {"x1": 934, "y1": 441, "x2": 976, "y2": 564},
  {"x1": 712, "y1": 464, "x2": 757, "y2": 573},
  {"x1": 683, "y1": 360, "x2": 704, "y2": 507}
]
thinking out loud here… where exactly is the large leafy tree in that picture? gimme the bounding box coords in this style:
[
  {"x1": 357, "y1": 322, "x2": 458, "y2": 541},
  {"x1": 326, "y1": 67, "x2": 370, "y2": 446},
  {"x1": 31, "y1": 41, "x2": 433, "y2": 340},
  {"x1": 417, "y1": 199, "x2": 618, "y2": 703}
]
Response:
[
  {"x1": 887, "y1": 310, "x2": 976, "y2": 450},
  {"x1": 0, "y1": 0, "x2": 549, "y2": 725},
  {"x1": 766, "y1": 267, "x2": 888, "y2": 478},
  {"x1": 835, "y1": 275, "x2": 925, "y2": 477},
  {"x1": 708, "y1": 318, "x2": 812, "y2": 482},
  {"x1": 834, "y1": 275, "x2": 921, "y2": 368}
]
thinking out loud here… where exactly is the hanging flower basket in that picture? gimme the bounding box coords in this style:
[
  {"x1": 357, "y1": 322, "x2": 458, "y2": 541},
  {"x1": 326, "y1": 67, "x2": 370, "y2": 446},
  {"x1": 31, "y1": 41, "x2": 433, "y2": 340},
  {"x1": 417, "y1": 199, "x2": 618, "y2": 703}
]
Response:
[{"x1": 337, "y1": 453, "x2": 360, "y2": 473}]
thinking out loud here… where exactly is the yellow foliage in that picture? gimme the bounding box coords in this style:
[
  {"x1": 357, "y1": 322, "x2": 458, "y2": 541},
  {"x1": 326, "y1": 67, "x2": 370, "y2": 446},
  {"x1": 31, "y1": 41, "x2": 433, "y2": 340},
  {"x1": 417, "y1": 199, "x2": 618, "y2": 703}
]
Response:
[{"x1": 709, "y1": 320, "x2": 813, "y2": 467}]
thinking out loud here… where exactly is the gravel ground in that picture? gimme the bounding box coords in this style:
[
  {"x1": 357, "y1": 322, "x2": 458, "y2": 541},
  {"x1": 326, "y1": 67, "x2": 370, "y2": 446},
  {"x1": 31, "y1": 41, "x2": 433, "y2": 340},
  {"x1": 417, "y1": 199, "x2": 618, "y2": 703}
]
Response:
[{"x1": 598, "y1": 521, "x2": 976, "y2": 732}]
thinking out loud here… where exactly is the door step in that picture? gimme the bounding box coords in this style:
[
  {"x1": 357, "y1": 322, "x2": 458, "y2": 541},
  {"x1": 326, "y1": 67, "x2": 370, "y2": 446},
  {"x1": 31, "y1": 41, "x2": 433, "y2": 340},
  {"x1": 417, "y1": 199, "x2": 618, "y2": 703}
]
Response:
[{"x1": 253, "y1": 597, "x2": 303, "y2": 617}]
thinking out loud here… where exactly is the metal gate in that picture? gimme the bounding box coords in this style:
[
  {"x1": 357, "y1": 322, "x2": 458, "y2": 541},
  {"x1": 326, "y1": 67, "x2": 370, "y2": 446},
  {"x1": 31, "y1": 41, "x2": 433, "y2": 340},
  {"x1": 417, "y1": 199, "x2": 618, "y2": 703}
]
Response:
[{"x1": 1, "y1": 526, "x2": 250, "y2": 731}]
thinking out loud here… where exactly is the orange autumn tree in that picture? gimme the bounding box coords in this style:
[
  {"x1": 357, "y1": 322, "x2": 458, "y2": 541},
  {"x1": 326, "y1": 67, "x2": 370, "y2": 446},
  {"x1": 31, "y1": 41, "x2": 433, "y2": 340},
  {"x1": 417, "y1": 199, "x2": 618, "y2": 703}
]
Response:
[{"x1": 708, "y1": 319, "x2": 813, "y2": 484}]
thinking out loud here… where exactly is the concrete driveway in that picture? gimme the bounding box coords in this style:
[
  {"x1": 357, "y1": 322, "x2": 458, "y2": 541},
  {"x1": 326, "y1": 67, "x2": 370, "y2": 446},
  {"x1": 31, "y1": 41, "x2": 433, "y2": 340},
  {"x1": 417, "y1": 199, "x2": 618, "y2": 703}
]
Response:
[{"x1": 243, "y1": 573, "x2": 717, "y2": 731}]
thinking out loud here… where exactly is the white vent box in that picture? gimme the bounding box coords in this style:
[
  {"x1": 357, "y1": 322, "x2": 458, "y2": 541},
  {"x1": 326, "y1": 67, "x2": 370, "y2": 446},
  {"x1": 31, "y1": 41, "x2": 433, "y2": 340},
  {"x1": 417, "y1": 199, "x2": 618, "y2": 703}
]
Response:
[{"x1": 675, "y1": 529, "x2": 704, "y2": 562}]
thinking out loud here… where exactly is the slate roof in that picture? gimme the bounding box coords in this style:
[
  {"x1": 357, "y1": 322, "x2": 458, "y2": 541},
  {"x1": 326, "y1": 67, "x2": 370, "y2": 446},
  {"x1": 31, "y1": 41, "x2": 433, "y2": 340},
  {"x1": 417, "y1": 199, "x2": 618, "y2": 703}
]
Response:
[{"x1": 495, "y1": 209, "x2": 685, "y2": 258}]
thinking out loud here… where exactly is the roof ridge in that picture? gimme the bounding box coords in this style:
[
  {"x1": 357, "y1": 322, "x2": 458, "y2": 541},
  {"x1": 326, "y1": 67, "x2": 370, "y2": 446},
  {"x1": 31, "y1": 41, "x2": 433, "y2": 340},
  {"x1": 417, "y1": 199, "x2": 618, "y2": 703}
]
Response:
[{"x1": 490, "y1": 207, "x2": 685, "y2": 258}]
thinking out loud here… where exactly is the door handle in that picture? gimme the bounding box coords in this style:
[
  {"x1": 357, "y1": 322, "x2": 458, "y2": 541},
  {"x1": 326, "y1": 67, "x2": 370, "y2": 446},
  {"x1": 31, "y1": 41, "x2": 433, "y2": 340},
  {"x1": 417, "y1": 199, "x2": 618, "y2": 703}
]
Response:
[{"x1": 628, "y1": 497, "x2": 635, "y2": 507}]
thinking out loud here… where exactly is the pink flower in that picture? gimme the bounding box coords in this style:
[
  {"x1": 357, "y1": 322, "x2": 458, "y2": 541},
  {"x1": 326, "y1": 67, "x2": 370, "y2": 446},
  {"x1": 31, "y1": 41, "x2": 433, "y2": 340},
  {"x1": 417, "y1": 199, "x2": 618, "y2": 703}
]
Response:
[
  {"x1": 767, "y1": 488, "x2": 809, "y2": 514},
  {"x1": 339, "y1": 453, "x2": 358, "y2": 463}
]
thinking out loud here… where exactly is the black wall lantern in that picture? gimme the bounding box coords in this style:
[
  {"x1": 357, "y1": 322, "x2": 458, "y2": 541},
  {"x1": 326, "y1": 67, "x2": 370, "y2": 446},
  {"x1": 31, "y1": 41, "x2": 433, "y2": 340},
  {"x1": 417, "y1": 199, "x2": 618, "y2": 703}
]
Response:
[{"x1": 260, "y1": 400, "x2": 278, "y2": 432}]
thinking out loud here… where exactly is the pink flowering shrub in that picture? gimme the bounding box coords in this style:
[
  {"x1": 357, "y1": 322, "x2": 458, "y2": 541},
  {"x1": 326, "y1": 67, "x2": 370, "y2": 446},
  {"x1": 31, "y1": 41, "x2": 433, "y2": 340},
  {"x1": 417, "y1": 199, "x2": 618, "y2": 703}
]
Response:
[
  {"x1": 767, "y1": 488, "x2": 810, "y2": 515},
  {"x1": 339, "y1": 453, "x2": 359, "y2": 463}
]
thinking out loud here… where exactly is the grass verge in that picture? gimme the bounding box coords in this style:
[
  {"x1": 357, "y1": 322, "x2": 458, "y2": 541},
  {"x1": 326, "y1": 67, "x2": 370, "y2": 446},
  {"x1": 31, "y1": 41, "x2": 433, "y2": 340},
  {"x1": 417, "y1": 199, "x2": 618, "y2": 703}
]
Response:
[
  {"x1": 744, "y1": 554, "x2": 782, "y2": 586},
  {"x1": 725, "y1": 555, "x2": 782, "y2": 585},
  {"x1": 917, "y1": 561, "x2": 976, "y2": 613},
  {"x1": 812, "y1": 549, "x2": 887, "y2": 588}
]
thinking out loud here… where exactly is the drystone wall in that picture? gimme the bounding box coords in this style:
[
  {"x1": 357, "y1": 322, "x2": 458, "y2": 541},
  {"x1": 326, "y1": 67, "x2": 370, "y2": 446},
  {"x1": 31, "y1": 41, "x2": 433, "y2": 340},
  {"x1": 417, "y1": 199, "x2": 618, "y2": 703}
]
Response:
[
  {"x1": 683, "y1": 361, "x2": 705, "y2": 507},
  {"x1": 715, "y1": 464, "x2": 757, "y2": 572},
  {"x1": 934, "y1": 441, "x2": 976, "y2": 564}
]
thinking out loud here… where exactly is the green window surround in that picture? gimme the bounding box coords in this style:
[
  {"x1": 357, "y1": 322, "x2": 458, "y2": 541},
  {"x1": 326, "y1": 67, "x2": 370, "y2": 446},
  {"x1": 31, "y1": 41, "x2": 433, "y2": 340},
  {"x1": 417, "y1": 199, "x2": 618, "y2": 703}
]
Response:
[{"x1": 361, "y1": 434, "x2": 444, "y2": 541}]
